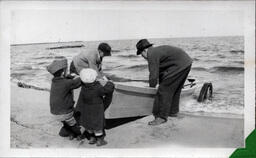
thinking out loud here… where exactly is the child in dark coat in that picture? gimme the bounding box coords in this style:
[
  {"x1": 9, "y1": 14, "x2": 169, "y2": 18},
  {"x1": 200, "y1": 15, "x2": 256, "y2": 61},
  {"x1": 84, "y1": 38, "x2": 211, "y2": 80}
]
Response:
[
  {"x1": 76, "y1": 68, "x2": 115, "y2": 146},
  {"x1": 47, "y1": 58, "x2": 85, "y2": 139}
]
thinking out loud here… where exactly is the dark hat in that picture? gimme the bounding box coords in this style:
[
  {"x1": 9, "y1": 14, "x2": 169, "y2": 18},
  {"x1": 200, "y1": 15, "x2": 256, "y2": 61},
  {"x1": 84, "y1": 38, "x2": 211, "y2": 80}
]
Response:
[
  {"x1": 98, "y1": 43, "x2": 111, "y2": 56},
  {"x1": 47, "y1": 58, "x2": 68, "y2": 75},
  {"x1": 136, "y1": 39, "x2": 153, "y2": 55}
]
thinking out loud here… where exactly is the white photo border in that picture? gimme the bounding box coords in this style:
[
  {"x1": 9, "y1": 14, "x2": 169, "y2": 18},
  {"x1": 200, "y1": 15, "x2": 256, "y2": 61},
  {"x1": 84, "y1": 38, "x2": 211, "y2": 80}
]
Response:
[{"x1": 0, "y1": 0, "x2": 255, "y2": 157}]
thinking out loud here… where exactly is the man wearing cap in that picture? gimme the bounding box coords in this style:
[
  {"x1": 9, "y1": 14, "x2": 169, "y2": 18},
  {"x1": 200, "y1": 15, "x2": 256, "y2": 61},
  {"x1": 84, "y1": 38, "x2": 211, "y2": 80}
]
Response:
[
  {"x1": 136, "y1": 39, "x2": 192, "y2": 125},
  {"x1": 70, "y1": 43, "x2": 111, "y2": 77},
  {"x1": 71, "y1": 43, "x2": 113, "y2": 112}
]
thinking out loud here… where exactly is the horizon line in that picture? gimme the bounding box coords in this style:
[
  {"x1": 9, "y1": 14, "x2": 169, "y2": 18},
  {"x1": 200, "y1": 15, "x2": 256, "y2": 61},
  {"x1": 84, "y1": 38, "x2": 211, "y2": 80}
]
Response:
[{"x1": 11, "y1": 35, "x2": 243, "y2": 46}]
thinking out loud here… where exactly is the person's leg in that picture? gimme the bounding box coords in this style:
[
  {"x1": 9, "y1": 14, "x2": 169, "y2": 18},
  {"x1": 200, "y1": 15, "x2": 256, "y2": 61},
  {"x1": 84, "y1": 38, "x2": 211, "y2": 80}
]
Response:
[
  {"x1": 55, "y1": 112, "x2": 76, "y2": 138},
  {"x1": 169, "y1": 66, "x2": 191, "y2": 116},
  {"x1": 64, "y1": 116, "x2": 85, "y2": 136},
  {"x1": 149, "y1": 80, "x2": 174, "y2": 125},
  {"x1": 95, "y1": 130, "x2": 107, "y2": 146},
  {"x1": 73, "y1": 111, "x2": 81, "y2": 122},
  {"x1": 59, "y1": 121, "x2": 73, "y2": 137},
  {"x1": 157, "y1": 83, "x2": 175, "y2": 119},
  {"x1": 148, "y1": 65, "x2": 192, "y2": 125},
  {"x1": 169, "y1": 89, "x2": 181, "y2": 116},
  {"x1": 87, "y1": 130, "x2": 97, "y2": 144},
  {"x1": 152, "y1": 92, "x2": 160, "y2": 118}
]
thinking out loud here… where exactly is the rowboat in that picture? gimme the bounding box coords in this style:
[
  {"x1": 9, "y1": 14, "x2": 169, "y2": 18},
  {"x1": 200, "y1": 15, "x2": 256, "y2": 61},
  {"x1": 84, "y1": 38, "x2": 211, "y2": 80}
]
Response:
[{"x1": 74, "y1": 80, "x2": 197, "y2": 119}]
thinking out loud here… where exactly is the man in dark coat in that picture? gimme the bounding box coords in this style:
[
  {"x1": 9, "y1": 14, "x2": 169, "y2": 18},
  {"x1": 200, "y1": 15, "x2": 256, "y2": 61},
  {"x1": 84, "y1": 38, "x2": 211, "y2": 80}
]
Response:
[{"x1": 136, "y1": 39, "x2": 192, "y2": 125}]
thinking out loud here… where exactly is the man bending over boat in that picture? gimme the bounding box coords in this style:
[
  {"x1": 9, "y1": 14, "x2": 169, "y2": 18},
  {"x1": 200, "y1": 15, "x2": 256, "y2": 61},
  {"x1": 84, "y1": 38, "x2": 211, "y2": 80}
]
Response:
[
  {"x1": 136, "y1": 39, "x2": 192, "y2": 126},
  {"x1": 70, "y1": 42, "x2": 113, "y2": 110},
  {"x1": 70, "y1": 43, "x2": 111, "y2": 78}
]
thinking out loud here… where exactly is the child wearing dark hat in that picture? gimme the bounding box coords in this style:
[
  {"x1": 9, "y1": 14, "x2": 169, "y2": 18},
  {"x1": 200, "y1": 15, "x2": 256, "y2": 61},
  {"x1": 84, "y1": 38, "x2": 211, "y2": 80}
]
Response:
[
  {"x1": 75, "y1": 68, "x2": 115, "y2": 146},
  {"x1": 47, "y1": 58, "x2": 85, "y2": 139}
]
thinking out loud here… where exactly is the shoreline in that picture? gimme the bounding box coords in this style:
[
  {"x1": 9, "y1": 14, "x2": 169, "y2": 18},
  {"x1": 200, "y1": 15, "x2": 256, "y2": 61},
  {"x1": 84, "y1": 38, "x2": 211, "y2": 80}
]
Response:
[
  {"x1": 11, "y1": 83, "x2": 244, "y2": 148},
  {"x1": 13, "y1": 82, "x2": 244, "y2": 119}
]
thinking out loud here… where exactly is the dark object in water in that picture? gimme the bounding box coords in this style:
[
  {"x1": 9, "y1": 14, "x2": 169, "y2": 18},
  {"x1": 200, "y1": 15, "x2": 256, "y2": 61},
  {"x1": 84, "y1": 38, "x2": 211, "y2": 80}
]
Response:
[
  {"x1": 230, "y1": 50, "x2": 244, "y2": 53},
  {"x1": 47, "y1": 44, "x2": 84, "y2": 50},
  {"x1": 17, "y1": 82, "x2": 50, "y2": 91},
  {"x1": 183, "y1": 79, "x2": 196, "y2": 88},
  {"x1": 197, "y1": 82, "x2": 213, "y2": 102},
  {"x1": 210, "y1": 66, "x2": 244, "y2": 73}
]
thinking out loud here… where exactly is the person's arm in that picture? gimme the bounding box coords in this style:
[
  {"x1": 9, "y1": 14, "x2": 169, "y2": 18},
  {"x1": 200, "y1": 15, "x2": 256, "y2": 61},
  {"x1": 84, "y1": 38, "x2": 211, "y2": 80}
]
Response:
[
  {"x1": 79, "y1": 58, "x2": 89, "y2": 69},
  {"x1": 99, "y1": 81, "x2": 115, "y2": 95},
  {"x1": 99, "y1": 81, "x2": 115, "y2": 111},
  {"x1": 98, "y1": 81, "x2": 115, "y2": 98},
  {"x1": 69, "y1": 61, "x2": 79, "y2": 75},
  {"x1": 69, "y1": 76, "x2": 82, "y2": 90},
  {"x1": 148, "y1": 52, "x2": 159, "y2": 88},
  {"x1": 75, "y1": 57, "x2": 89, "y2": 74},
  {"x1": 93, "y1": 54, "x2": 104, "y2": 78}
]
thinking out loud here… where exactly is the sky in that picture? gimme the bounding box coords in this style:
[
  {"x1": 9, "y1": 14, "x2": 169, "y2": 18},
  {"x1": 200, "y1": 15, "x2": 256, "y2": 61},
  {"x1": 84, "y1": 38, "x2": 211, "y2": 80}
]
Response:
[{"x1": 10, "y1": 1, "x2": 245, "y2": 44}]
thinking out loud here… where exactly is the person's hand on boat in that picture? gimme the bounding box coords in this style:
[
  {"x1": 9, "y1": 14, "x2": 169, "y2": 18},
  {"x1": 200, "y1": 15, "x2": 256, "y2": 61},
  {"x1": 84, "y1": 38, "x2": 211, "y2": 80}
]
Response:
[
  {"x1": 103, "y1": 76, "x2": 109, "y2": 81},
  {"x1": 97, "y1": 78, "x2": 107, "y2": 86},
  {"x1": 66, "y1": 73, "x2": 80, "y2": 79}
]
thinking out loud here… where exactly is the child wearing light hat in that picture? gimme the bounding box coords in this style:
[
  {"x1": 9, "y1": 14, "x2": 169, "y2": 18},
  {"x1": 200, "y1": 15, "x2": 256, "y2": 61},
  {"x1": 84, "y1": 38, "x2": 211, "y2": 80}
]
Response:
[
  {"x1": 76, "y1": 68, "x2": 115, "y2": 146},
  {"x1": 47, "y1": 57, "x2": 85, "y2": 139}
]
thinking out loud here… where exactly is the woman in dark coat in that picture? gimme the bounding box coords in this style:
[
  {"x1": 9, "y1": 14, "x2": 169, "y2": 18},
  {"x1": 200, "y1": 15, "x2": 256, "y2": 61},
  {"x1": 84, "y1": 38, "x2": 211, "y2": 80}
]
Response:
[{"x1": 75, "y1": 68, "x2": 115, "y2": 146}]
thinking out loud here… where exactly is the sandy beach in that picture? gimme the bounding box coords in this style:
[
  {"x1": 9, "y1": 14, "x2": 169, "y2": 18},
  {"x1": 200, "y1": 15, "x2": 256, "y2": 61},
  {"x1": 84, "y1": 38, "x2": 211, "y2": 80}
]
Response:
[{"x1": 11, "y1": 84, "x2": 244, "y2": 148}]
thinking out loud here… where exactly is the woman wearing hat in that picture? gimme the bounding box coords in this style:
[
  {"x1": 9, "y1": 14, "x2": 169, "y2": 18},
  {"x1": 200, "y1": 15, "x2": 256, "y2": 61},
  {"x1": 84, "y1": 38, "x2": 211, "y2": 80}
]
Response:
[{"x1": 136, "y1": 39, "x2": 192, "y2": 125}]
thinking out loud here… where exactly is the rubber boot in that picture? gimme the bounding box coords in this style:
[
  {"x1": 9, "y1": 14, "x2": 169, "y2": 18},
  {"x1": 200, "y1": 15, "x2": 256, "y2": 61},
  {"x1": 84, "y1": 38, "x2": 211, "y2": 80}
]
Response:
[
  {"x1": 69, "y1": 133, "x2": 75, "y2": 140},
  {"x1": 70, "y1": 124, "x2": 82, "y2": 136},
  {"x1": 96, "y1": 136, "x2": 107, "y2": 146},
  {"x1": 88, "y1": 133, "x2": 97, "y2": 145},
  {"x1": 76, "y1": 133, "x2": 86, "y2": 141},
  {"x1": 59, "y1": 122, "x2": 72, "y2": 137},
  {"x1": 62, "y1": 122, "x2": 82, "y2": 139}
]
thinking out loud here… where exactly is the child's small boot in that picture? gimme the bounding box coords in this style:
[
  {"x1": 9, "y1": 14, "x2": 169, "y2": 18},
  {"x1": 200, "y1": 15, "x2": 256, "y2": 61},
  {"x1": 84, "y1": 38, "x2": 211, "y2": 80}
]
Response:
[
  {"x1": 59, "y1": 122, "x2": 72, "y2": 137},
  {"x1": 96, "y1": 136, "x2": 107, "y2": 146},
  {"x1": 69, "y1": 133, "x2": 75, "y2": 140},
  {"x1": 76, "y1": 133, "x2": 86, "y2": 141},
  {"x1": 88, "y1": 133, "x2": 96, "y2": 145},
  {"x1": 70, "y1": 124, "x2": 85, "y2": 136}
]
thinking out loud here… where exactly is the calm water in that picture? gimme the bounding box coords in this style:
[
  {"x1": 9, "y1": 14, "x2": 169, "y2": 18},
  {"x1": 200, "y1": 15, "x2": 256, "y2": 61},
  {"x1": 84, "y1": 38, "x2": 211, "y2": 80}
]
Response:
[{"x1": 11, "y1": 36, "x2": 244, "y2": 115}]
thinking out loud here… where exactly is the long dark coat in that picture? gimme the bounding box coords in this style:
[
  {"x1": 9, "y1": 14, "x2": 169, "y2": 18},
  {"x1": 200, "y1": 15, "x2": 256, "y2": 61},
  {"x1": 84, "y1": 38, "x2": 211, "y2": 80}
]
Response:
[
  {"x1": 147, "y1": 45, "x2": 192, "y2": 87},
  {"x1": 75, "y1": 81, "x2": 114, "y2": 131}
]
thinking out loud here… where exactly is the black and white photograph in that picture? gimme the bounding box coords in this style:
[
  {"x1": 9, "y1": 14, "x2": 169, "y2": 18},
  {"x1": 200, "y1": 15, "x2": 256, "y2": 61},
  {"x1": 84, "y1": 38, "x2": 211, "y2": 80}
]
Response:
[{"x1": 0, "y1": 0, "x2": 255, "y2": 157}]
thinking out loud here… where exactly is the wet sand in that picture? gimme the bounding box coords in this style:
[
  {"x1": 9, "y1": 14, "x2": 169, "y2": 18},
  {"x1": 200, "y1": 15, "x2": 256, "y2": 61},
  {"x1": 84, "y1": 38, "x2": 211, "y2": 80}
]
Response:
[{"x1": 11, "y1": 84, "x2": 244, "y2": 148}]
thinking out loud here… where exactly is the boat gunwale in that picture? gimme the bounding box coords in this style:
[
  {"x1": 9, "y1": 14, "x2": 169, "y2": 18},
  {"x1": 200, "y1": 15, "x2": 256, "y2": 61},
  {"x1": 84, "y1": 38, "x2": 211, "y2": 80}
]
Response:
[{"x1": 115, "y1": 83, "x2": 197, "y2": 95}]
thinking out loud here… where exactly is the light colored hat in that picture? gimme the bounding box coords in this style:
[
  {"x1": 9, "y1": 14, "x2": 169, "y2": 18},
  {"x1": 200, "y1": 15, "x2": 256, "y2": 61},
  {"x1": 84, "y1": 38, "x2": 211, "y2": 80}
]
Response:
[
  {"x1": 47, "y1": 58, "x2": 68, "y2": 75},
  {"x1": 80, "y1": 68, "x2": 98, "y2": 83}
]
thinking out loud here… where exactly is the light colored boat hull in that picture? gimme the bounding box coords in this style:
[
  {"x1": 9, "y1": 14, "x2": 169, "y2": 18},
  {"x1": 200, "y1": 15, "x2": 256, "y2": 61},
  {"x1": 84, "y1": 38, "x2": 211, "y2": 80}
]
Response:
[{"x1": 74, "y1": 82, "x2": 196, "y2": 119}]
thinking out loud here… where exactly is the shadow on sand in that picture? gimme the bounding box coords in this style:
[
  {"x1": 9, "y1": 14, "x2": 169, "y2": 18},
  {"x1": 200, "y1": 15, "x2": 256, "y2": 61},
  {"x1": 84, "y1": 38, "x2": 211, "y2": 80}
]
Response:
[{"x1": 105, "y1": 116, "x2": 146, "y2": 129}]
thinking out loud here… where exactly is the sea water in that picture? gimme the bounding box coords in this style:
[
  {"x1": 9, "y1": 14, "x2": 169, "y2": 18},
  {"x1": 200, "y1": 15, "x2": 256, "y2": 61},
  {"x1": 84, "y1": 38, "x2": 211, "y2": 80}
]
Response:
[{"x1": 11, "y1": 36, "x2": 244, "y2": 115}]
